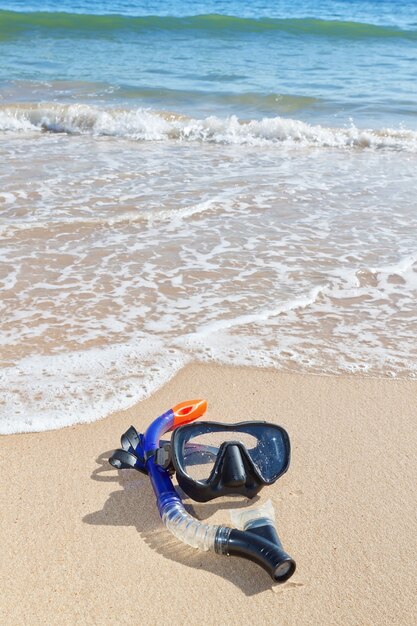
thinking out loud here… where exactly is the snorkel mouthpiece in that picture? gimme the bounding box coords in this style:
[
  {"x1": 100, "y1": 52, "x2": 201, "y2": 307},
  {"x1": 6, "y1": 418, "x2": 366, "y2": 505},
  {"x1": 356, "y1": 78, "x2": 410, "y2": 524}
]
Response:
[
  {"x1": 109, "y1": 400, "x2": 296, "y2": 583},
  {"x1": 225, "y1": 529, "x2": 295, "y2": 582},
  {"x1": 226, "y1": 500, "x2": 296, "y2": 582}
]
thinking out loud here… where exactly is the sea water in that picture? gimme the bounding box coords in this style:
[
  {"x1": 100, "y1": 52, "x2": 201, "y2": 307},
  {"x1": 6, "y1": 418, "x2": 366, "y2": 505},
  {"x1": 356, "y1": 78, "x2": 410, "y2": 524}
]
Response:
[{"x1": 1, "y1": 0, "x2": 417, "y2": 433}]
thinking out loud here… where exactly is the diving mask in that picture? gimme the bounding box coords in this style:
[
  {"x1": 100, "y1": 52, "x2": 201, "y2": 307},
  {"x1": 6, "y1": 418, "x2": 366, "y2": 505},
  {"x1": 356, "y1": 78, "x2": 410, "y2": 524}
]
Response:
[
  {"x1": 169, "y1": 420, "x2": 290, "y2": 501},
  {"x1": 110, "y1": 419, "x2": 290, "y2": 502}
]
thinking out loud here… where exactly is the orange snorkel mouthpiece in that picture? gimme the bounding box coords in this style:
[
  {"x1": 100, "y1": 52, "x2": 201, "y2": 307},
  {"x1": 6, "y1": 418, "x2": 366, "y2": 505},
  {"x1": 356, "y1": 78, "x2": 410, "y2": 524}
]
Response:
[{"x1": 172, "y1": 398, "x2": 207, "y2": 427}]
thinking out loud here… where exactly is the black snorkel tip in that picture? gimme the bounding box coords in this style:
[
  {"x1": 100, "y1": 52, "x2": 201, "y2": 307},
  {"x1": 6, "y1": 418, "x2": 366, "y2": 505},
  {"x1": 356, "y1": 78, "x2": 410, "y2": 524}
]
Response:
[
  {"x1": 224, "y1": 501, "x2": 296, "y2": 582},
  {"x1": 225, "y1": 527, "x2": 296, "y2": 583},
  {"x1": 273, "y1": 558, "x2": 296, "y2": 582}
]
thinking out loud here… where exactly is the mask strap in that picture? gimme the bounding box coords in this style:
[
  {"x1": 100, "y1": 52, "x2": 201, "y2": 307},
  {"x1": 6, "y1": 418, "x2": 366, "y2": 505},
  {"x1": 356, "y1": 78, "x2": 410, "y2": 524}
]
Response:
[{"x1": 108, "y1": 425, "x2": 148, "y2": 474}]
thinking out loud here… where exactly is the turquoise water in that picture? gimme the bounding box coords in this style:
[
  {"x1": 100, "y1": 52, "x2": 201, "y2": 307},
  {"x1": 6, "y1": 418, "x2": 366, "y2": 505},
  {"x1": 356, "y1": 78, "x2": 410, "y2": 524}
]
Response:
[
  {"x1": 1, "y1": 1, "x2": 417, "y2": 433},
  {"x1": 1, "y1": 0, "x2": 417, "y2": 124}
]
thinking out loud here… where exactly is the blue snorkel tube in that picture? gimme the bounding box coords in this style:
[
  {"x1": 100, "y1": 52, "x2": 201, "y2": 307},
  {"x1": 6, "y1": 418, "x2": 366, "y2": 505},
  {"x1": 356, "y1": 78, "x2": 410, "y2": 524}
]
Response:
[{"x1": 109, "y1": 400, "x2": 296, "y2": 582}]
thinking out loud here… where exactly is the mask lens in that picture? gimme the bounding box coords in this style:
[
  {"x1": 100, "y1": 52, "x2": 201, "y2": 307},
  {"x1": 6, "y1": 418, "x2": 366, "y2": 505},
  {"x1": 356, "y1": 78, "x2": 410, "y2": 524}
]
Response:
[
  {"x1": 182, "y1": 431, "x2": 258, "y2": 481},
  {"x1": 247, "y1": 424, "x2": 289, "y2": 481}
]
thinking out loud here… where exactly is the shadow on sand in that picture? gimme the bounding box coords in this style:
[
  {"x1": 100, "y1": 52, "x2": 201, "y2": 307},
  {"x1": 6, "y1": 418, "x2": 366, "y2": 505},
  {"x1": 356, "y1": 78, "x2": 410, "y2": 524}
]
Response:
[{"x1": 84, "y1": 450, "x2": 274, "y2": 596}]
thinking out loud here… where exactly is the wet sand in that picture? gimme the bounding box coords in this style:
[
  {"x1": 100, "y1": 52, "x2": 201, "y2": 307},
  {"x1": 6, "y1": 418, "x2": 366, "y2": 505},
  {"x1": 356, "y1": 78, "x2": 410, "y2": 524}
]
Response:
[{"x1": 1, "y1": 364, "x2": 416, "y2": 625}]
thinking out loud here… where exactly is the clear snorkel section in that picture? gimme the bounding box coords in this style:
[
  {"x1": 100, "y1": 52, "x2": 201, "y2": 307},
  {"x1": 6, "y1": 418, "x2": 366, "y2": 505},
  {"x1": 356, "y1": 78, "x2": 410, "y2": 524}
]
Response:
[
  {"x1": 159, "y1": 497, "x2": 231, "y2": 551},
  {"x1": 230, "y1": 498, "x2": 277, "y2": 529}
]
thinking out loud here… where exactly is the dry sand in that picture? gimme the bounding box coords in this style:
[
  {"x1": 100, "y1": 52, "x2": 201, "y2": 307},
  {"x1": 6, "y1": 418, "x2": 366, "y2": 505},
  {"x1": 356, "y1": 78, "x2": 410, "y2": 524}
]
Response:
[{"x1": 1, "y1": 364, "x2": 416, "y2": 626}]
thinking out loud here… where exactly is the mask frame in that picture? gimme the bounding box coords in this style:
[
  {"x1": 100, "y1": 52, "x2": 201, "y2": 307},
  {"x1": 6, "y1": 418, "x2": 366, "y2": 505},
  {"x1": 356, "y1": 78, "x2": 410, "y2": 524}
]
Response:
[{"x1": 170, "y1": 420, "x2": 291, "y2": 502}]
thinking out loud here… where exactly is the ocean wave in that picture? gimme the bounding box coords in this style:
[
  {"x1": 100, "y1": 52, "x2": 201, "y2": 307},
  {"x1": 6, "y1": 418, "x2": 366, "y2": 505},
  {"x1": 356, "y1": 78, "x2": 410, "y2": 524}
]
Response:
[
  {"x1": 1, "y1": 103, "x2": 417, "y2": 150},
  {"x1": 1, "y1": 10, "x2": 416, "y2": 41},
  {"x1": 0, "y1": 80, "x2": 322, "y2": 115},
  {"x1": 117, "y1": 87, "x2": 320, "y2": 114}
]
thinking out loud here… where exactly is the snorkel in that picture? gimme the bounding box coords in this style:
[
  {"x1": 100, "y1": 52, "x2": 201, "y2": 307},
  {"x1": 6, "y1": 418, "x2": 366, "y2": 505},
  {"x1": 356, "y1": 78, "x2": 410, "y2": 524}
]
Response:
[{"x1": 109, "y1": 399, "x2": 296, "y2": 582}]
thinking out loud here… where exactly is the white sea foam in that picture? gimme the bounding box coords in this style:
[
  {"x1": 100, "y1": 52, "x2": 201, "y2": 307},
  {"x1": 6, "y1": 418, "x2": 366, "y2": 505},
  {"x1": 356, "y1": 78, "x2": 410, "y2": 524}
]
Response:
[
  {"x1": 1, "y1": 103, "x2": 417, "y2": 150},
  {"x1": 0, "y1": 339, "x2": 189, "y2": 434},
  {"x1": 188, "y1": 285, "x2": 327, "y2": 337},
  {"x1": 1, "y1": 124, "x2": 417, "y2": 433},
  {"x1": 370, "y1": 252, "x2": 417, "y2": 279},
  {"x1": 0, "y1": 199, "x2": 220, "y2": 236}
]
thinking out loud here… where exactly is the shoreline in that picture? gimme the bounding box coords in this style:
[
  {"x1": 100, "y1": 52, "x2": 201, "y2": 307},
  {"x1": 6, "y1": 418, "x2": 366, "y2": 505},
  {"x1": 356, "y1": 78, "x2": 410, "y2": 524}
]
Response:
[
  {"x1": 3, "y1": 359, "x2": 417, "y2": 436},
  {"x1": 1, "y1": 363, "x2": 416, "y2": 625}
]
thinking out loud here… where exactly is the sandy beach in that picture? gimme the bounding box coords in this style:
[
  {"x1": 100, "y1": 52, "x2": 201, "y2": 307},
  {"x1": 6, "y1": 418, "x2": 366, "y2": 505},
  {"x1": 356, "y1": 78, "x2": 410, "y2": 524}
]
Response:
[
  {"x1": 1, "y1": 363, "x2": 416, "y2": 626},
  {"x1": 2, "y1": 1, "x2": 417, "y2": 625}
]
